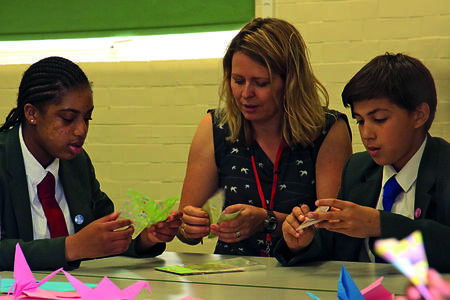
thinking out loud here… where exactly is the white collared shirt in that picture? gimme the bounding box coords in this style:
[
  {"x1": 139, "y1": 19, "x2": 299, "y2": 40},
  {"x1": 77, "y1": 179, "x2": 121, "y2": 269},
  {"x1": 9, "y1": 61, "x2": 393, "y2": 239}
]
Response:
[
  {"x1": 376, "y1": 136, "x2": 427, "y2": 218},
  {"x1": 19, "y1": 125, "x2": 75, "y2": 239}
]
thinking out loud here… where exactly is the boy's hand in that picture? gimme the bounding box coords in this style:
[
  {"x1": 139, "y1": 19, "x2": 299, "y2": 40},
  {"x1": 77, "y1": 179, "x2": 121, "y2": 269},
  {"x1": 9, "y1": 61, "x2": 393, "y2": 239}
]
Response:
[
  {"x1": 65, "y1": 211, "x2": 133, "y2": 261},
  {"x1": 309, "y1": 199, "x2": 381, "y2": 238},
  {"x1": 282, "y1": 205, "x2": 316, "y2": 253}
]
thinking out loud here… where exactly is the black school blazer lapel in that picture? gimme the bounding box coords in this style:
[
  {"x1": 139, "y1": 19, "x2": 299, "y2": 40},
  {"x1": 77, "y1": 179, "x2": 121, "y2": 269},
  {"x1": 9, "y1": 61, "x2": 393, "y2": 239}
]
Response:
[
  {"x1": 414, "y1": 136, "x2": 438, "y2": 219},
  {"x1": 59, "y1": 155, "x2": 96, "y2": 233},
  {"x1": 5, "y1": 126, "x2": 34, "y2": 241}
]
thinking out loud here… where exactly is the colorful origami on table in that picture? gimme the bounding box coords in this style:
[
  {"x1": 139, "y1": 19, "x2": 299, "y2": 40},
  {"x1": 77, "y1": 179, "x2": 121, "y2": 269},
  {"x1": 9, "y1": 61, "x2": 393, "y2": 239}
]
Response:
[
  {"x1": 118, "y1": 189, "x2": 179, "y2": 239},
  {"x1": 360, "y1": 277, "x2": 394, "y2": 300},
  {"x1": 201, "y1": 189, "x2": 242, "y2": 238},
  {"x1": 337, "y1": 265, "x2": 393, "y2": 300},
  {"x1": 62, "y1": 271, "x2": 151, "y2": 300},
  {"x1": 337, "y1": 265, "x2": 365, "y2": 300},
  {"x1": 375, "y1": 230, "x2": 432, "y2": 300},
  {"x1": 1, "y1": 243, "x2": 151, "y2": 300}
]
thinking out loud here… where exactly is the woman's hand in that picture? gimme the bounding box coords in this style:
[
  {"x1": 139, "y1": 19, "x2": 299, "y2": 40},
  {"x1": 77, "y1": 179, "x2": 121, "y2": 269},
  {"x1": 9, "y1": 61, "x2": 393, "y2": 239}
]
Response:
[
  {"x1": 179, "y1": 205, "x2": 211, "y2": 240},
  {"x1": 210, "y1": 204, "x2": 267, "y2": 243},
  {"x1": 282, "y1": 205, "x2": 316, "y2": 252}
]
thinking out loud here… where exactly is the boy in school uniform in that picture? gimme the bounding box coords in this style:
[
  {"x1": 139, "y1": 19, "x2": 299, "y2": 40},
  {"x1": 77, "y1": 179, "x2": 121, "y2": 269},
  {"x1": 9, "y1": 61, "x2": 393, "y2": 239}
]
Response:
[
  {"x1": 274, "y1": 53, "x2": 450, "y2": 272},
  {"x1": 0, "y1": 56, "x2": 182, "y2": 271}
]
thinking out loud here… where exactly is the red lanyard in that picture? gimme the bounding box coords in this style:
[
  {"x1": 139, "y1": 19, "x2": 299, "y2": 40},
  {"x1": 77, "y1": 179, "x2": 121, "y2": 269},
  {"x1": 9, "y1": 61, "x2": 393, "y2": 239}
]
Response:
[{"x1": 251, "y1": 141, "x2": 284, "y2": 244}]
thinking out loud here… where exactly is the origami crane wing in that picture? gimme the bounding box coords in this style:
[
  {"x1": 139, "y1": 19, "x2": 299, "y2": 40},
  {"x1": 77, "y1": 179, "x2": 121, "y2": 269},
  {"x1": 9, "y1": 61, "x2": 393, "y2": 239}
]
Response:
[{"x1": 63, "y1": 271, "x2": 151, "y2": 300}]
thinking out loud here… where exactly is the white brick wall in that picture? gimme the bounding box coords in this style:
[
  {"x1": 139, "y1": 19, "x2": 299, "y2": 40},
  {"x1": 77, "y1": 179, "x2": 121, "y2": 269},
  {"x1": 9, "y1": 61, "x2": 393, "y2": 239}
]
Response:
[
  {"x1": 256, "y1": 0, "x2": 449, "y2": 153},
  {"x1": 0, "y1": 0, "x2": 448, "y2": 253}
]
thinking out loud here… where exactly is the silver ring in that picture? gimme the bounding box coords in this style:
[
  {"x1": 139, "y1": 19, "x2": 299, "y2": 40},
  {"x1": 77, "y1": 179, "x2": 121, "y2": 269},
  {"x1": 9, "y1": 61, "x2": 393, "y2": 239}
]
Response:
[{"x1": 235, "y1": 231, "x2": 241, "y2": 238}]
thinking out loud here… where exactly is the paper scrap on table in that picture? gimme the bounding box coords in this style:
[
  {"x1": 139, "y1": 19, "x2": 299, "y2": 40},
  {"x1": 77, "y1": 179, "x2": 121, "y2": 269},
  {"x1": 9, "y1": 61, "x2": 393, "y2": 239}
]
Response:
[
  {"x1": 119, "y1": 189, "x2": 179, "y2": 239},
  {"x1": 202, "y1": 189, "x2": 242, "y2": 238},
  {"x1": 305, "y1": 292, "x2": 321, "y2": 299},
  {"x1": 1, "y1": 278, "x2": 96, "y2": 292},
  {"x1": 155, "y1": 257, "x2": 263, "y2": 275},
  {"x1": 337, "y1": 265, "x2": 393, "y2": 300},
  {"x1": 1, "y1": 243, "x2": 151, "y2": 300},
  {"x1": 375, "y1": 230, "x2": 432, "y2": 300},
  {"x1": 297, "y1": 206, "x2": 330, "y2": 230}
]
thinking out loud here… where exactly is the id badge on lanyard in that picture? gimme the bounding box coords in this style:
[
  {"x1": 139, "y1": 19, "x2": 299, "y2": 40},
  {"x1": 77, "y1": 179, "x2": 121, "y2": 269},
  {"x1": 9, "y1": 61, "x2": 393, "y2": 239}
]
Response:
[{"x1": 251, "y1": 141, "x2": 284, "y2": 257}]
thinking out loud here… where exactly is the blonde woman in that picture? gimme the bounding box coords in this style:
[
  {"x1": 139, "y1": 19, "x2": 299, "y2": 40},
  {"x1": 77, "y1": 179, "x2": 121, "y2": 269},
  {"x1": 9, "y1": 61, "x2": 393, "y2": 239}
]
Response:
[{"x1": 177, "y1": 18, "x2": 352, "y2": 256}]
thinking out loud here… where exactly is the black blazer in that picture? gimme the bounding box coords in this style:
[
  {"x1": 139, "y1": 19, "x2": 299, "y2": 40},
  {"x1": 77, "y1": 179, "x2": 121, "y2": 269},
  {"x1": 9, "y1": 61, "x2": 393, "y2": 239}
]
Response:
[
  {"x1": 275, "y1": 135, "x2": 450, "y2": 272},
  {"x1": 0, "y1": 126, "x2": 165, "y2": 271}
]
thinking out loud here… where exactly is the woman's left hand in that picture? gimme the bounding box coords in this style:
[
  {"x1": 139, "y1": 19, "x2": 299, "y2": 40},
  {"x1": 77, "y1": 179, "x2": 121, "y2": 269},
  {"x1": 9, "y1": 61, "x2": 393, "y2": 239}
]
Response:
[{"x1": 210, "y1": 204, "x2": 267, "y2": 243}]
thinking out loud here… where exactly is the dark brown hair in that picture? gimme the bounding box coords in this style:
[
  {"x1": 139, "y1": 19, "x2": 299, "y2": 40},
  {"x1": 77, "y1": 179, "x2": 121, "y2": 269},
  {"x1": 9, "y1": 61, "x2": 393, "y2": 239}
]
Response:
[
  {"x1": 342, "y1": 53, "x2": 437, "y2": 131},
  {"x1": 0, "y1": 56, "x2": 91, "y2": 132}
]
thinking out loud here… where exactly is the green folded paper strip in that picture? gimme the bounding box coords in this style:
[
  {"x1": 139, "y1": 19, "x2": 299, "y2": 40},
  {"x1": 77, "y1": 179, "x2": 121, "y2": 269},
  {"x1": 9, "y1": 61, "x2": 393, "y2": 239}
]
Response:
[
  {"x1": 119, "y1": 190, "x2": 179, "y2": 239},
  {"x1": 202, "y1": 190, "x2": 242, "y2": 238}
]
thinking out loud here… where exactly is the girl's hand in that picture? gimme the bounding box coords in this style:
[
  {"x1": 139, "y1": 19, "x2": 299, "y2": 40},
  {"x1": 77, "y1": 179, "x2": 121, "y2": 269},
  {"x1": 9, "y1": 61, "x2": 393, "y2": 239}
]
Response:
[{"x1": 65, "y1": 211, "x2": 133, "y2": 261}]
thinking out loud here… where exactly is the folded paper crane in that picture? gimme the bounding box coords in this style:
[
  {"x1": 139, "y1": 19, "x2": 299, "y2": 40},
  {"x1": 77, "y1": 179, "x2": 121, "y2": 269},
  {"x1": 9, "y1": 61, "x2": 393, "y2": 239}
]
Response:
[
  {"x1": 62, "y1": 271, "x2": 151, "y2": 300},
  {"x1": 5, "y1": 243, "x2": 151, "y2": 300},
  {"x1": 119, "y1": 189, "x2": 179, "y2": 239},
  {"x1": 337, "y1": 265, "x2": 394, "y2": 300},
  {"x1": 375, "y1": 230, "x2": 432, "y2": 300}
]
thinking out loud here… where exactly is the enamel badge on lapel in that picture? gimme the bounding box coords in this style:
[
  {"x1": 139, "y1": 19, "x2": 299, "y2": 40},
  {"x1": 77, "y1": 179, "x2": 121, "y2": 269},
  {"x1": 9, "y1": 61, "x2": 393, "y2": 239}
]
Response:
[
  {"x1": 74, "y1": 214, "x2": 84, "y2": 225},
  {"x1": 414, "y1": 208, "x2": 421, "y2": 219}
]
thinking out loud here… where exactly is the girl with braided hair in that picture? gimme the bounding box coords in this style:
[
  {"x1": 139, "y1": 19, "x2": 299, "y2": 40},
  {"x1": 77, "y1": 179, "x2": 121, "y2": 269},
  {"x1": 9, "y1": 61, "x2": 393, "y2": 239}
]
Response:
[{"x1": 0, "y1": 56, "x2": 182, "y2": 271}]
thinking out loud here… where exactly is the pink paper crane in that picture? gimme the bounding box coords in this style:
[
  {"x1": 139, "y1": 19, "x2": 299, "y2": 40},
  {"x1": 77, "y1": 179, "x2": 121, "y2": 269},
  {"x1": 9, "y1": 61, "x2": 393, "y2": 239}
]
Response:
[
  {"x1": 7, "y1": 243, "x2": 151, "y2": 300},
  {"x1": 62, "y1": 271, "x2": 151, "y2": 300}
]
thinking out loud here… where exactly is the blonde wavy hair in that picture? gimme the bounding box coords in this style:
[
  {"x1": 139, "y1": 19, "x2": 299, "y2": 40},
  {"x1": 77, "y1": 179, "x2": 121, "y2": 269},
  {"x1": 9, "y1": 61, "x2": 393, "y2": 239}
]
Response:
[{"x1": 216, "y1": 17, "x2": 329, "y2": 147}]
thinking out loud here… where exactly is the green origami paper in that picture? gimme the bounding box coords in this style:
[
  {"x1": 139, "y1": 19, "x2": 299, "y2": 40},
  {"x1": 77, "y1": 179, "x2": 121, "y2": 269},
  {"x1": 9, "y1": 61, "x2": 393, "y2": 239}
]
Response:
[
  {"x1": 119, "y1": 190, "x2": 179, "y2": 239},
  {"x1": 155, "y1": 257, "x2": 262, "y2": 275},
  {"x1": 202, "y1": 189, "x2": 242, "y2": 238}
]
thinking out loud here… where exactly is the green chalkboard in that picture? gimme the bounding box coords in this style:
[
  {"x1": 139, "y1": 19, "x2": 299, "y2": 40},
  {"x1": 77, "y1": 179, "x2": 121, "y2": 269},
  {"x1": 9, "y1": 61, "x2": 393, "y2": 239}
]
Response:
[{"x1": 0, "y1": 0, "x2": 254, "y2": 41}]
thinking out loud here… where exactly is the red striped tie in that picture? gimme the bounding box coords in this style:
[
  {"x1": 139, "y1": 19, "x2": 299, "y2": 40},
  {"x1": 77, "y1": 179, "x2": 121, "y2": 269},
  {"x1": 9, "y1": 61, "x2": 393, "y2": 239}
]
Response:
[{"x1": 37, "y1": 172, "x2": 69, "y2": 238}]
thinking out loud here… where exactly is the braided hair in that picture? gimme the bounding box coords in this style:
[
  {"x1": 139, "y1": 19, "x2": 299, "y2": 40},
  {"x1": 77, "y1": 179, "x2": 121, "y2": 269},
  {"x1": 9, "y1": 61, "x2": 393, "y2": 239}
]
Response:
[{"x1": 0, "y1": 56, "x2": 91, "y2": 132}]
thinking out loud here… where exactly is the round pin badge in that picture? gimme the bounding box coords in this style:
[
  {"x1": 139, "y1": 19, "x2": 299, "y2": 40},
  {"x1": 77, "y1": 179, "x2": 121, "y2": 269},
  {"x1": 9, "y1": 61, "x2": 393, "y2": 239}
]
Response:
[
  {"x1": 74, "y1": 214, "x2": 84, "y2": 225},
  {"x1": 414, "y1": 208, "x2": 421, "y2": 219}
]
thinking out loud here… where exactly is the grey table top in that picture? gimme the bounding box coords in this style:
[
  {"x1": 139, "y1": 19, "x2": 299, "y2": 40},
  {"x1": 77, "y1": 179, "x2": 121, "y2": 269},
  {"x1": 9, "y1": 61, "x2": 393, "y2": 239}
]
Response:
[
  {"x1": 47, "y1": 252, "x2": 410, "y2": 295},
  {"x1": 4, "y1": 251, "x2": 448, "y2": 299}
]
